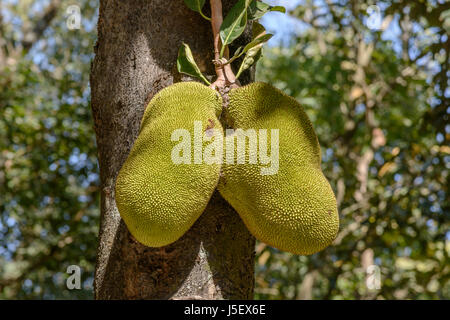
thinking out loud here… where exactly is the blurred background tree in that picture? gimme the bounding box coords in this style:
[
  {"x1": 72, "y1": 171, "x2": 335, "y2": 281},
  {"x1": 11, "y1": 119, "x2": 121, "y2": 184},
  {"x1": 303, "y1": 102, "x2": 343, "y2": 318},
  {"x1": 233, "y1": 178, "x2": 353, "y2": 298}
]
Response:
[
  {"x1": 0, "y1": 0, "x2": 99, "y2": 299},
  {"x1": 0, "y1": 0, "x2": 448, "y2": 299}
]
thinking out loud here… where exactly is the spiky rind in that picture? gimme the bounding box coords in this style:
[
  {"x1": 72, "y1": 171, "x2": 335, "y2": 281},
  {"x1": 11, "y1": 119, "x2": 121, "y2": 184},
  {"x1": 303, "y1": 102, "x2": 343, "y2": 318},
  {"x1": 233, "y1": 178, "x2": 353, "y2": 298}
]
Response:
[
  {"x1": 115, "y1": 82, "x2": 223, "y2": 247},
  {"x1": 218, "y1": 82, "x2": 339, "y2": 255}
]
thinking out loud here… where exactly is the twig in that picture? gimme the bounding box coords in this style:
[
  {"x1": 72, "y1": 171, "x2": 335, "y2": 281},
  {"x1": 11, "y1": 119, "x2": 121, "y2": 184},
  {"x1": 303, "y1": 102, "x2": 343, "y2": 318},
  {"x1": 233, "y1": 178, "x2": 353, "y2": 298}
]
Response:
[
  {"x1": 22, "y1": 0, "x2": 61, "y2": 51},
  {"x1": 209, "y1": 0, "x2": 237, "y2": 90}
]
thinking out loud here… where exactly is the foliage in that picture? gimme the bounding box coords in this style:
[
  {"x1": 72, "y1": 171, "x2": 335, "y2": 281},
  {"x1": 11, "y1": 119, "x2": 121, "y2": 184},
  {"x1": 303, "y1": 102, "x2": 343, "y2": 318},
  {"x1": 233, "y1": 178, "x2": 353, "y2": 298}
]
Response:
[
  {"x1": 177, "y1": 43, "x2": 211, "y2": 85},
  {"x1": 177, "y1": 0, "x2": 280, "y2": 83},
  {"x1": 254, "y1": 0, "x2": 449, "y2": 299},
  {"x1": 0, "y1": 0, "x2": 99, "y2": 299}
]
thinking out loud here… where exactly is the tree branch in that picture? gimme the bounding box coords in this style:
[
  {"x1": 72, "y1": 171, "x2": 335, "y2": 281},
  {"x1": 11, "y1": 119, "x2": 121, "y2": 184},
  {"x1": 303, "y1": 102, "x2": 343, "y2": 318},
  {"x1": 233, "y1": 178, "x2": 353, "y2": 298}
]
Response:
[
  {"x1": 22, "y1": 0, "x2": 61, "y2": 51},
  {"x1": 210, "y1": 0, "x2": 237, "y2": 89}
]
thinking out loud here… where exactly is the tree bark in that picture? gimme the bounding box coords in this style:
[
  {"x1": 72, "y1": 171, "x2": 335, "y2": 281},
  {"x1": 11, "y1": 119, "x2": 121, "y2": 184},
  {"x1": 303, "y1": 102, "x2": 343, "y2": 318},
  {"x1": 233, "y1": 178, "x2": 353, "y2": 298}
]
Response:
[{"x1": 90, "y1": 0, "x2": 255, "y2": 299}]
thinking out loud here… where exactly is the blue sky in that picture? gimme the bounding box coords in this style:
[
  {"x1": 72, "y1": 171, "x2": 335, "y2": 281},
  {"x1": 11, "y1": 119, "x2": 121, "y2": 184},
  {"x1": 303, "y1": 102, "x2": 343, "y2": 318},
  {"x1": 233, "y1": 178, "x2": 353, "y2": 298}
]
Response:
[
  {"x1": 261, "y1": 0, "x2": 305, "y2": 46},
  {"x1": 261, "y1": 0, "x2": 403, "y2": 51}
]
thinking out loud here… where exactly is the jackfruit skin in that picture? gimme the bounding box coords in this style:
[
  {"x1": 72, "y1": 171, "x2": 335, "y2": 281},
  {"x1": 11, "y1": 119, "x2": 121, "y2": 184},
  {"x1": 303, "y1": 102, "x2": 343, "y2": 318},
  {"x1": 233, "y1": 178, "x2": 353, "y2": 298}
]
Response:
[
  {"x1": 218, "y1": 82, "x2": 339, "y2": 255},
  {"x1": 115, "y1": 82, "x2": 223, "y2": 247}
]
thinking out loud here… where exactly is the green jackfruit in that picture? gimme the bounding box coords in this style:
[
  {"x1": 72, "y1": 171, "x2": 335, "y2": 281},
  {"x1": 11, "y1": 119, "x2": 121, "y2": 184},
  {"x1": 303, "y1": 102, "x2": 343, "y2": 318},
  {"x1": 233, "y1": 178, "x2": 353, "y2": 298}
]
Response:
[
  {"x1": 115, "y1": 82, "x2": 223, "y2": 247},
  {"x1": 218, "y1": 82, "x2": 339, "y2": 255}
]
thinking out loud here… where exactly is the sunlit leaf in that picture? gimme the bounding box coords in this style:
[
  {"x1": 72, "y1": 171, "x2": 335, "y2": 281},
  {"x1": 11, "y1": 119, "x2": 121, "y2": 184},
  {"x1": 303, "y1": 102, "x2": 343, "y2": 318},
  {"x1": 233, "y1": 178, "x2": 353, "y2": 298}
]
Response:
[
  {"x1": 219, "y1": 0, "x2": 252, "y2": 57},
  {"x1": 235, "y1": 22, "x2": 270, "y2": 78},
  {"x1": 248, "y1": 0, "x2": 286, "y2": 20}
]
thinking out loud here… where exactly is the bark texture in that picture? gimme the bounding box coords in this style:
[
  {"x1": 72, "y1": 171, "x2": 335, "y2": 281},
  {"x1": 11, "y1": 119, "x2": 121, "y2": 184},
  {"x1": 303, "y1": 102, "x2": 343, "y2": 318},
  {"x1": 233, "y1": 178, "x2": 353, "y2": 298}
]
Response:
[{"x1": 90, "y1": 0, "x2": 255, "y2": 299}]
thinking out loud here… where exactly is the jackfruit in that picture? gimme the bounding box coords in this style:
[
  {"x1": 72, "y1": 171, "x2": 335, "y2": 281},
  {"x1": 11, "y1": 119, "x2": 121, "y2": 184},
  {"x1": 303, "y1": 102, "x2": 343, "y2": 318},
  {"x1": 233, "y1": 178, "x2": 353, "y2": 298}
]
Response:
[
  {"x1": 115, "y1": 82, "x2": 223, "y2": 247},
  {"x1": 218, "y1": 82, "x2": 339, "y2": 255}
]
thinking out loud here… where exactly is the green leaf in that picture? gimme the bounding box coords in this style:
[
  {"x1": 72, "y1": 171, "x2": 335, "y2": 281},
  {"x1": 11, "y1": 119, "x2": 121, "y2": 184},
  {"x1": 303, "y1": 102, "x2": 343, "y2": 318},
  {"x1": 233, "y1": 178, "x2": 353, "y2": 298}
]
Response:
[
  {"x1": 223, "y1": 22, "x2": 271, "y2": 67},
  {"x1": 177, "y1": 43, "x2": 210, "y2": 85},
  {"x1": 242, "y1": 33, "x2": 272, "y2": 53},
  {"x1": 219, "y1": 0, "x2": 252, "y2": 57},
  {"x1": 248, "y1": 1, "x2": 286, "y2": 20},
  {"x1": 234, "y1": 46, "x2": 244, "y2": 57},
  {"x1": 183, "y1": 0, "x2": 211, "y2": 21},
  {"x1": 252, "y1": 20, "x2": 266, "y2": 37},
  {"x1": 235, "y1": 22, "x2": 270, "y2": 78},
  {"x1": 252, "y1": 47, "x2": 263, "y2": 65}
]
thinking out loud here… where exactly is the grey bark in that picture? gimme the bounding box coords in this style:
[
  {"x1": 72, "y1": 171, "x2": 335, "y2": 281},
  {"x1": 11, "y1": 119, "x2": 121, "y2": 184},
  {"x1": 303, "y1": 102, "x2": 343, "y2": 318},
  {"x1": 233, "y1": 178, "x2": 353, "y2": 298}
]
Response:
[{"x1": 90, "y1": 0, "x2": 255, "y2": 299}]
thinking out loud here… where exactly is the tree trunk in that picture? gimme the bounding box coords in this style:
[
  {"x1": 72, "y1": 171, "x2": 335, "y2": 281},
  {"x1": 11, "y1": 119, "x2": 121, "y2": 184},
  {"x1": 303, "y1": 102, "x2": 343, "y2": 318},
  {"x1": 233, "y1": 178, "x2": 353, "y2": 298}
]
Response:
[{"x1": 90, "y1": 0, "x2": 255, "y2": 300}]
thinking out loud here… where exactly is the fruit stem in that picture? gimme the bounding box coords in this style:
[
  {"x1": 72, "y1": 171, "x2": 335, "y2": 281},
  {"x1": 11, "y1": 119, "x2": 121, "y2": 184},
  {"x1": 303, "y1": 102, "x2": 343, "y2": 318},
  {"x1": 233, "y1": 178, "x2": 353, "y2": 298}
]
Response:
[{"x1": 209, "y1": 0, "x2": 238, "y2": 90}]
